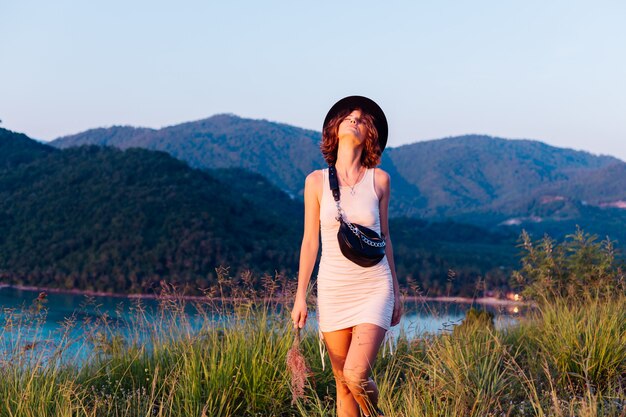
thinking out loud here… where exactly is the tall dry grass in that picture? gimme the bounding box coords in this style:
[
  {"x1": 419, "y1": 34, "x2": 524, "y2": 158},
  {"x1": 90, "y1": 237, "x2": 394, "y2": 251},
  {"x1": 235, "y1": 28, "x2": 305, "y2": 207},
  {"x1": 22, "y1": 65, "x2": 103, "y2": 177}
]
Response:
[{"x1": 0, "y1": 263, "x2": 624, "y2": 416}]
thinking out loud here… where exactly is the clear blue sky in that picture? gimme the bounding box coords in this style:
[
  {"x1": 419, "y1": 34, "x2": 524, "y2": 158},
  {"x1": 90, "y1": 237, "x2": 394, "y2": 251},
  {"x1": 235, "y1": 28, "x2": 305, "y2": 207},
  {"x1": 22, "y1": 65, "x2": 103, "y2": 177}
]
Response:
[{"x1": 2, "y1": 1, "x2": 625, "y2": 160}]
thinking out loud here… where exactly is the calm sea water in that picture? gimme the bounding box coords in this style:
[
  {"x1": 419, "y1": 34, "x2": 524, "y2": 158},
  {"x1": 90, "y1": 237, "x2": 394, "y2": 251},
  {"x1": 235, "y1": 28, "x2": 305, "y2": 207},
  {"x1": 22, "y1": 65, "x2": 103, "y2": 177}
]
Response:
[{"x1": 0, "y1": 287, "x2": 521, "y2": 360}]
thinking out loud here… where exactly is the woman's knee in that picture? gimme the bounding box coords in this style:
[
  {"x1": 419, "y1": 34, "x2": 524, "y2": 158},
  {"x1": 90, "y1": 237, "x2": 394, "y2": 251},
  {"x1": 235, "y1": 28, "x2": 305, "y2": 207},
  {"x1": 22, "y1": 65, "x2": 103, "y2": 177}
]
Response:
[
  {"x1": 342, "y1": 363, "x2": 370, "y2": 389},
  {"x1": 332, "y1": 369, "x2": 352, "y2": 395}
]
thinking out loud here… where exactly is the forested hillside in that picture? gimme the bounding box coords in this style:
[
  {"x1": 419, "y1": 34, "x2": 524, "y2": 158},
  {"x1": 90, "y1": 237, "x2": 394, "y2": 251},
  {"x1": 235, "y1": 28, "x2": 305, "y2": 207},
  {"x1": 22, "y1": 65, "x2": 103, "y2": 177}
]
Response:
[
  {"x1": 1, "y1": 128, "x2": 56, "y2": 168},
  {"x1": 52, "y1": 116, "x2": 626, "y2": 228},
  {"x1": 0, "y1": 132, "x2": 302, "y2": 293},
  {"x1": 386, "y1": 135, "x2": 622, "y2": 217},
  {"x1": 53, "y1": 115, "x2": 324, "y2": 198},
  {"x1": 2, "y1": 128, "x2": 522, "y2": 296}
]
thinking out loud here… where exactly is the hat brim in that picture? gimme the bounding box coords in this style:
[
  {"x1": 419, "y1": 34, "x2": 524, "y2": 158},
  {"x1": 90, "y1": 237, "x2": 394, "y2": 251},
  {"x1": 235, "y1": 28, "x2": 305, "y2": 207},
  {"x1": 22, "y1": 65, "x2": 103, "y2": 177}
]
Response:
[{"x1": 323, "y1": 95, "x2": 388, "y2": 152}]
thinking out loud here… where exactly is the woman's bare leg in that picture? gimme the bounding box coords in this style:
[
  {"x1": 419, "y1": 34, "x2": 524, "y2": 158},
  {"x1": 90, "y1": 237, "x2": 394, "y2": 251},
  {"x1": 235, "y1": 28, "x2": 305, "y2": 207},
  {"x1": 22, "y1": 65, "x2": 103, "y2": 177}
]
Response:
[
  {"x1": 322, "y1": 328, "x2": 360, "y2": 417},
  {"x1": 342, "y1": 324, "x2": 387, "y2": 416}
]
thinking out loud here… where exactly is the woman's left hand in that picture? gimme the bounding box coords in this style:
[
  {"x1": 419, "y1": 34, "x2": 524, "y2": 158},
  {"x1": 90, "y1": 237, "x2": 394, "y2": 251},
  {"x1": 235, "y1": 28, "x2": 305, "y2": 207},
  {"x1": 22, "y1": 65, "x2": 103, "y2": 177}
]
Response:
[{"x1": 391, "y1": 295, "x2": 403, "y2": 326}]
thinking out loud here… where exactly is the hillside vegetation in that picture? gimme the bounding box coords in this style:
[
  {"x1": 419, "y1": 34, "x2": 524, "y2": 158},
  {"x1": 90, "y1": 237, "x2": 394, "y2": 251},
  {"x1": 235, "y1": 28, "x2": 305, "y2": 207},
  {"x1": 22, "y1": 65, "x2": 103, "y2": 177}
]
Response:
[
  {"x1": 1, "y1": 128, "x2": 56, "y2": 168},
  {"x1": 52, "y1": 116, "x2": 626, "y2": 225},
  {"x1": 0, "y1": 136, "x2": 301, "y2": 293},
  {"x1": 53, "y1": 115, "x2": 324, "y2": 198},
  {"x1": 1, "y1": 128, "x2": 520, "y2": 296}
]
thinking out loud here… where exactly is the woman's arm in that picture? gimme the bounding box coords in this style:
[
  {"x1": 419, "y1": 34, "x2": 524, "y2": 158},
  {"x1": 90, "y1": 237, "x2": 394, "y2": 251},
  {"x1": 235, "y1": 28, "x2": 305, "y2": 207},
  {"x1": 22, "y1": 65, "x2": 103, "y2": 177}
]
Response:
[
  {"x1": 375, "y1": 168, "x2": 403, "y2": 326},
  {"x1": 291, "y1": 170, "x2": 321, "y2": 329}
]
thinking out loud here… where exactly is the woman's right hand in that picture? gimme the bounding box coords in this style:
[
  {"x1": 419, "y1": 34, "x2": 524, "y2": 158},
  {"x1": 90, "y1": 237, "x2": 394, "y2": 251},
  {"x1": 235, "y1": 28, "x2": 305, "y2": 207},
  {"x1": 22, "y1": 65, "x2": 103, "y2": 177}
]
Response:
[{"x1": 291, "y1": 298, "x2": 308, "y2": 329}]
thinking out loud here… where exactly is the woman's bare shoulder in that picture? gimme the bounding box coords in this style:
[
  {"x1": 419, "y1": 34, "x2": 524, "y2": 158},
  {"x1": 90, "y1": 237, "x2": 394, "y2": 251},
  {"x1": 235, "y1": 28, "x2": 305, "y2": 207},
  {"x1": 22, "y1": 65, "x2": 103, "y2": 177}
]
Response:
[
  {"x1": 373, "y1": 168, "x2": 391, "y2": 184},
  {"x1": 305, "y1": 169, "x2": 323, "y2": 185},
  {"x1": 373, "y1": 168, "x2": 390, "y2": 200},
  {"x1": 304, "y1": 169, "x2": 324, "y2": 196}
]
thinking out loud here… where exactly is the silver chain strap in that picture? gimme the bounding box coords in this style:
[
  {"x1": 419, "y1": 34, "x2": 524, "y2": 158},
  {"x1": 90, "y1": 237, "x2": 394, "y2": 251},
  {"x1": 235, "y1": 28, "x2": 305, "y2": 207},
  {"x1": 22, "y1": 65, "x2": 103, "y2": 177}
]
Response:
[{"x1": 335, "y1": 201, "x2": 386, "y2": 248}]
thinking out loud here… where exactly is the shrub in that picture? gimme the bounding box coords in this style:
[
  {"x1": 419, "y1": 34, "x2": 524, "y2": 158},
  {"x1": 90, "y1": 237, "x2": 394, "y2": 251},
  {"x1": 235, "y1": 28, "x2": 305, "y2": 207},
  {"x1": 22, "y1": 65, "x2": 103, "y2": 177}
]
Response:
[
  {"x1": 452, "y1": 307, "x2": 495, "y2": 337},
  {"x1": 512, "y1": 227, "x2": 625, "y2": 304}
]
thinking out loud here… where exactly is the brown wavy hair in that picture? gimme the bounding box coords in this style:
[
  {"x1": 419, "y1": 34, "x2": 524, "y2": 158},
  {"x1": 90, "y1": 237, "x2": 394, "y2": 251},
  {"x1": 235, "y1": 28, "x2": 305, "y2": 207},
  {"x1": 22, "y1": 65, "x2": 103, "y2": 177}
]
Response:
[{"x1": 321, "y1": 108, "x2": 381, "y2": 167}]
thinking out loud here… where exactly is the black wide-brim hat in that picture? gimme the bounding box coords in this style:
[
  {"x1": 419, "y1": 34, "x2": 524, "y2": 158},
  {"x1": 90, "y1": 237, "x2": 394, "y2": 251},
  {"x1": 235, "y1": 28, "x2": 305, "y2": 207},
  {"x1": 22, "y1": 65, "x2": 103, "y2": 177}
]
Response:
[{"x1": 323, "y1": 95, "x2": 388, "y2": 152}]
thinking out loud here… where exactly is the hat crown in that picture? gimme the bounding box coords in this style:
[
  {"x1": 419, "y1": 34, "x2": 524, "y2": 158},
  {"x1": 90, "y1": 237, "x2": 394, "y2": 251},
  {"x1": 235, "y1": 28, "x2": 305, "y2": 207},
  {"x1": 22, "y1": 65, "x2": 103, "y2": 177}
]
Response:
[{"x1": 323, "y1": 95, "x2": 388, "y2": 152}]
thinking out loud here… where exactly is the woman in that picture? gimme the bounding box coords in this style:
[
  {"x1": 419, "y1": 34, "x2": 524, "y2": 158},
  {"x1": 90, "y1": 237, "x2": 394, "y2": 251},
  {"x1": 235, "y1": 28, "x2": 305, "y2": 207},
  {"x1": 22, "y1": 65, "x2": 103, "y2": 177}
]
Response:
[{"x1": 291, "y1": 96, "x2": 402, "y2": 417}]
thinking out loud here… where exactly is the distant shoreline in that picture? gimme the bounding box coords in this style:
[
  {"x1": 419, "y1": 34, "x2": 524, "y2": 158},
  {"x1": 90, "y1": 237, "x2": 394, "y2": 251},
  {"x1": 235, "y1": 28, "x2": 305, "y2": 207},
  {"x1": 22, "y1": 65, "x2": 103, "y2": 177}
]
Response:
[
  {"x1": 0, "y1": 283, "x2": 526, "y2": 306},
  {"x1": 407, "y1": 295, "x2": 526, "y2": 306},
  {"x1": 0, "y1": 283, "x2": 211, "y2": 302}
]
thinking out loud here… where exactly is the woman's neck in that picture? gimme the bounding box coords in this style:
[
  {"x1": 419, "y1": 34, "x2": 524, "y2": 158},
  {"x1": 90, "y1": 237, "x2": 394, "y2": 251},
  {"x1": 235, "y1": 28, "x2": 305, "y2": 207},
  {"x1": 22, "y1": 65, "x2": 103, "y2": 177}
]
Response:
[{"x1": 335, "y1": 141, "x2": 363, "y2": 175}]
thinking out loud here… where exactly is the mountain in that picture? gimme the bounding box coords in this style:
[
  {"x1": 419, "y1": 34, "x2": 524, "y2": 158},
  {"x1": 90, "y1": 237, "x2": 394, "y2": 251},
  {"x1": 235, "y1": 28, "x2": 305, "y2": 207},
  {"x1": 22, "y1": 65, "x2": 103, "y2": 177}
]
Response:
[
  {"x1": 0, "y1": 129, "x2": 303, "y2": 294},
  {"x1": 1, "y1": 128, "x2": 56, "y2": 168},
  {"x1": 543, "y1": 161, "x2": 626, "y2": 204},
  {"x1": 51, "y1": 117, "x2": 626, "y2": 225},
  {"x1": 52, "y1": 114, "x2": 324, "y2": 198},
  {"x1": 48, "y1": 125, "x2": 156, "y2": 148},
  {"x1": 386, "y1": 135, "x2": 626, "y2": 245},
  {"x1": 385, "y1": 135, "x2": 620, "y2": 216},
  {"x1": 2, "y1": 129, "x2": 522, "y2": 296}
]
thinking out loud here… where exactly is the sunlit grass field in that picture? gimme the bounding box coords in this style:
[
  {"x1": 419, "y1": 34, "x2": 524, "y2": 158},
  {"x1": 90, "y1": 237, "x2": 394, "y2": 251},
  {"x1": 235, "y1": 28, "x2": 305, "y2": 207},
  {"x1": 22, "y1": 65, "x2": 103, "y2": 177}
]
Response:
[
  {"x1": 1, "y1": 230, "x2": 625, "y2": 416},
  {"x1": 1, "y1": 282, "x2": 624, "y2": 416}
]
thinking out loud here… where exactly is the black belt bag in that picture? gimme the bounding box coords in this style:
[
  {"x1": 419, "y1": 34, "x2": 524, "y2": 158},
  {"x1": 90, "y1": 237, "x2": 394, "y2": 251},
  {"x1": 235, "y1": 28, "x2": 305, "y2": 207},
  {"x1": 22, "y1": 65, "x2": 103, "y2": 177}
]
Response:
[{"x1": 328, "y1": 164, "x2": 386, "y2": 267}]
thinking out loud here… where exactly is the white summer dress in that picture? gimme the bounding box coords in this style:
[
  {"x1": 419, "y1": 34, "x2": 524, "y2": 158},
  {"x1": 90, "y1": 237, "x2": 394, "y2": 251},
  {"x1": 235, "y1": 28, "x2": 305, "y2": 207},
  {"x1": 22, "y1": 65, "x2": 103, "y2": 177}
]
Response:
[{"x1": 316, "y1": 167, "x2": 394, "y2": 338}]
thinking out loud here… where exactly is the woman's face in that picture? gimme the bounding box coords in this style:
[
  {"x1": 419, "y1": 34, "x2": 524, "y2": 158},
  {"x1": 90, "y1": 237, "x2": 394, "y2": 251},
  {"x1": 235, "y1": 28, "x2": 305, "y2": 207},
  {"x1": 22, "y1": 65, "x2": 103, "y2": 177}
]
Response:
[{"x1": 337, "y1": 109, "x2": 367, "y2": 144}]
